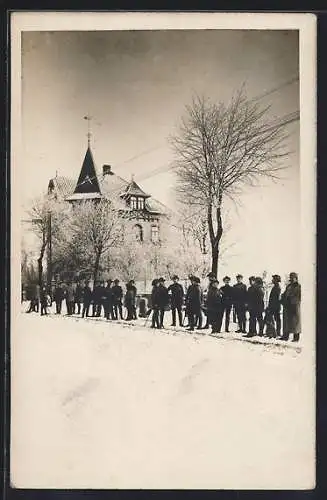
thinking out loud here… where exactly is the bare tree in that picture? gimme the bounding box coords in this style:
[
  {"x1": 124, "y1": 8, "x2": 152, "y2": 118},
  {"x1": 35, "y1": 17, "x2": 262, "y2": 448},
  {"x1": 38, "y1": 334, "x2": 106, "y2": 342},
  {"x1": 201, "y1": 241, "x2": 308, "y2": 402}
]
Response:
[
  {"x1": 68, "y1": 198, "x2": 125, "y2": 282},
  {"x1": 28, "y1": 197, "x2": 67, "y2": 287},
  {"x1": 170, "y1": 88, "x2": 291, "y2": 276}
]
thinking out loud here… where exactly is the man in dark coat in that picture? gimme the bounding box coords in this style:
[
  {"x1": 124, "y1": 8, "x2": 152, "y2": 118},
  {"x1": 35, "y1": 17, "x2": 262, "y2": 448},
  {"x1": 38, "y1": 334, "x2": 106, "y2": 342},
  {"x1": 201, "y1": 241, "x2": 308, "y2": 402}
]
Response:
[
  {"x1": 185, "y1": 276, "x2": 202, "y2": 331},
  {"x1": 112, "y1": 279, "x2": 123, "y2": 320},
  {"x1": 168, "y1": 275, "x2": 184, "y2": 327},
  {"x1": 220, "y1": 276, "x2": 234, "y2": 332},
  {"x1": 203, "y1": 272, "x2": 216, "y2": 329},
  {"x1": 206, "y1": 279, "x2": 223, "y2": 334},
  {"x1": 92, "y1": 281, "x2": 102, "y2": 317},
  {"x1": 157, "y1": 277, "x2": 169, "y2": 328},
  {"x1": 128, "y1": 280, "x2": 138, "y2": 319},
  {"x1": 40, "y1": 285, "x2": 49, "y2": 316},
  {"x1": 82, "y1": 281, "x2": 92, "y2": 318},
  {"x1": 151, "y1": 279, "x2": 160, "y2": 328},
  {"x1": 74, "y1": 280, "x2": 83, "y2": 315},
  {"x1": 245, "y1": 276, "x2": 264, "y2": 337},
  {"x1": 104, "y1": 280, "x2": 114, "y2": 320},
  {"x1": 194, "y1": 277, "x2": 204, "y2": 329},
  {"x1": 264, "y1": 274, "x2": 282, "y2": 338},
  {"x1": 54, "y1": 282, "x2": 65, "y2": 314},
  {"x1": 125, "y1": 281, "x2": 136, "y2": 321},
  {"x1": 233, "y1": 274, "x2": 247, "y2": 333},
  {"x1": 280, "y1": 272, "x2": 301, "y2": 342},
  {"x1": 65, "y1": 282, "x2": 75, "y2": 316}
]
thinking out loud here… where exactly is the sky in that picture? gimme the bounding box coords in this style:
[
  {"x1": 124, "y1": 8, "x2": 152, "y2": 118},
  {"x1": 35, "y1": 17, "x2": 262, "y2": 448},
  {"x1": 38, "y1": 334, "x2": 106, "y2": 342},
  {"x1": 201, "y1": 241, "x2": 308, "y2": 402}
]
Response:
[{"x1": 20, "y1": 29, "x2": 300, "y2": 278}]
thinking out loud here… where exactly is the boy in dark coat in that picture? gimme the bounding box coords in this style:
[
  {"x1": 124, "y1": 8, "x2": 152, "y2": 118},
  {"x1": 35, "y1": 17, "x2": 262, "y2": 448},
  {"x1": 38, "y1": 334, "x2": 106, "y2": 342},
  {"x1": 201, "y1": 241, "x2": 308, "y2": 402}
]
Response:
[
  {"x1": 112, "y1": 279, "x2": 123, "y2": 320},
  {"x1": 54, "y1": 282, "x2": 65, "y2": 314},
  {"x1": 74, "y1": 280, "x2": 83, "y2": 315},
  {"x1": 185, "y1": 276, "x2": 202, "y2": 331},
  {"x1": 157, "y1": 277, "x2": 169, "y2": 328},
  {"x1": 233, "y1": 274, "x2": 247, "y2": 333},
  {"x1": 245, "y1": 276, "x2": 265, "y2": 337},
  {"x1": 125, "y1": 282, "x2": 136, "y2": 321},
  {"x1": 82, "y1": 281, "x2": 92, "y2": 318},
  {"x1": 168, "y1": 275, "x2": 184, "y2": 327},
  {"x1": 151, "y1": 279, "x2": 160, "y2": 328},
  {"x1": 206, "y1": 279, "x2": 223, "y2": 334},
  {"x1": 104, "y1": 280, "x2": 113, "y2": 320},
  {"x1": 280, "y1": 272, "x2": 301, "y2": 342},
  {"x1": 264, "y1": 274, "x2": 282, "y2": 338},
  {"x1": 220, "y1": 276, "x2": 234, "y2": 332}
]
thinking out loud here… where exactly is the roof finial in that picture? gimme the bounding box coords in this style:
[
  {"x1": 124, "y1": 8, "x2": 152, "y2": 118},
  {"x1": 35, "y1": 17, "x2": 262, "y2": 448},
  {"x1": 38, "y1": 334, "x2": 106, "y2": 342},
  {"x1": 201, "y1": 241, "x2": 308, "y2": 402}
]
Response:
[
  {"x1": 131, "y1": 173, "x2": 135, "y2": 182},
  {"x1": 84, "y1": 114, "x2": 92, "y2": 147}
]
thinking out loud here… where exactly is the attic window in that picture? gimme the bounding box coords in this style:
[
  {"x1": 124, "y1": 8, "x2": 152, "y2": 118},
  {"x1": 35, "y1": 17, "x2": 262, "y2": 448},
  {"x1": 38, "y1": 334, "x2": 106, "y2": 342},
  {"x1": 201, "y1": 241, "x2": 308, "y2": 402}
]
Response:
[
  {"x1": 130, "y1": 196, "x2": 137, "y2": 209},
  {"x1": 137, "y1": 198, "x2": 144, "y2": 210}
]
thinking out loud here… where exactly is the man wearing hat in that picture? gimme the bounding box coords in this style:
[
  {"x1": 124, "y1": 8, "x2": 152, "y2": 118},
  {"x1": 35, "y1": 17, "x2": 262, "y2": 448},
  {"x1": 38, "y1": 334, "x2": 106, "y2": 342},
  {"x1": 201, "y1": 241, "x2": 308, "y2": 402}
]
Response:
[
  {"x1": 112, "y1": 279, "x2": 123, "y2": 320},
  {"x1": 206, "y1": 279, "x2": 223, "y2": 334},
  {"x1": 233, "y1": 274, "x2": 247, "y2": 333},
  {"x1": 168, "y1": 275, "x2": 184, "y2": 327},
  {"x1": 185, "y1": 275, "x2": 202, "y2": 331},
  {"x1": 280, "y1": 272, "x2": 301, "y2": 341},
  {"x1": 128, "y1": 280, "x2": 138, "y2": 319},
  {"x1": 150, "y1": 279, "x2": 160, "y2": 328},
  {"x1": 82, "y1": 280, "x2": 92, "y2": 318},
  {"x1": 54, "y1": 281, "x2": 65, "y2": 315},
  {"x1": 194, "y1": 276, "x2": 204, "y2": 329},
  {"x1": 264, "y1": 274, "x2": 282, "y2": 338},
  {"x1": 246, "y1": 277, "x2": 265, "y2": 337},
  {"x1": 103, "y1": 279, "x2": 114, "y2": 320},
  {"x1": 203, "y1": 272, "x2": 216, "y2": 329},
  {"x1": 157, "y1": 277, "x2": 169, "y2": 328},
  {"x1": 220, "y1": 276, "x2": 234, "y2": 333}
]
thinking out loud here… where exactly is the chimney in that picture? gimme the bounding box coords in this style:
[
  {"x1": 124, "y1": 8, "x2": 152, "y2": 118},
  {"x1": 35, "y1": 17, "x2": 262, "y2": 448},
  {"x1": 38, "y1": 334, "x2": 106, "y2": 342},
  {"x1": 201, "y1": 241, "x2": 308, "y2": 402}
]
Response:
[{"x1": 102, "y1": 164, "x2": 113, "y2": 176}]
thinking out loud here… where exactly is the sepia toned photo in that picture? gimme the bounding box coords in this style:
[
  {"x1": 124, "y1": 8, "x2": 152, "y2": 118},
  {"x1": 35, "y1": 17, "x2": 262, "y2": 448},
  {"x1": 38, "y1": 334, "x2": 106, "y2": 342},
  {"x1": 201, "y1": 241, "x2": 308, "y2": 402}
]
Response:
[{"x1": 11, "y1": 12, "x2": 316, "y2": 490}]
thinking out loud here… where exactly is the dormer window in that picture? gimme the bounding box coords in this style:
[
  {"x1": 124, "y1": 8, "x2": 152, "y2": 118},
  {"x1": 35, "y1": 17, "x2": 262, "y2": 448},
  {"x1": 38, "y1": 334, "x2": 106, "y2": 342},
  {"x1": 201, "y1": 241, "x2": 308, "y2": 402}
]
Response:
[
  {"x1": 130, "y1": 196, "x2": 137, "y2": 210},
  {"x1": 137, "y1": 197, "x2": 145, "y2": 210},
  {"x1": 130, "y1": 196, "x2": 145, "y2": 210}
]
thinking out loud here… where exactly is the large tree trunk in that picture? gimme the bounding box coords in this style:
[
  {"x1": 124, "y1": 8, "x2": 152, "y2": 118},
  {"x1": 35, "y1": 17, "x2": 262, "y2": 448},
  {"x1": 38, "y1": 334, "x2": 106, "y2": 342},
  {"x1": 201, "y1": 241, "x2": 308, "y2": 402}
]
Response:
[
  {"x1": 37, "y1": 240, "x2": 47, "y2": 288},
  {"x1": 207, "y1": 203, "x2": 223, "y2": 277}
]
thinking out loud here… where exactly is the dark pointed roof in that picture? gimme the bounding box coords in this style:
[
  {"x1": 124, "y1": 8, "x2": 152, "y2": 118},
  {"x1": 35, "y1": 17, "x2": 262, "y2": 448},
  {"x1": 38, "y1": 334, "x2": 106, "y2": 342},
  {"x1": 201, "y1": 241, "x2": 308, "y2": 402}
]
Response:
[
  {"x1": 123, "y1": 179, "x2": 150, "y2": 198},
  {"x1": 73, "y1": 147, "x2": 101, "y2": 196}
]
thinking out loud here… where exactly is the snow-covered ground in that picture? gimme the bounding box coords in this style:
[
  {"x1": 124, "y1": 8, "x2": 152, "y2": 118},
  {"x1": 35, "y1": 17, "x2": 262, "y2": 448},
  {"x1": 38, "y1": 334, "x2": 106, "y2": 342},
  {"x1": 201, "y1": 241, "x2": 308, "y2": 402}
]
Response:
[{"x1": 11, "y1": 307, "x2": 315, "y2": 490}]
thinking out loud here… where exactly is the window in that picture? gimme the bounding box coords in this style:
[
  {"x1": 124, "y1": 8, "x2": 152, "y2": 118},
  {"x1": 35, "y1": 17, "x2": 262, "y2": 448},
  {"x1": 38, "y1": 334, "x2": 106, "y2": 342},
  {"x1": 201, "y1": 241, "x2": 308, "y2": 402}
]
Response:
[
  {"x1": 151, "y1": 225, "x2": 159, "y2": 243},
  {"x1": 130, "y1": 196, "x2": 137, "y2": 209},
  {"x1": 134, "y1": 224, "x2": 143, "y2": 242},
  {"x1": 137, "y1": 197, "x2": 145, "y2": 210}
]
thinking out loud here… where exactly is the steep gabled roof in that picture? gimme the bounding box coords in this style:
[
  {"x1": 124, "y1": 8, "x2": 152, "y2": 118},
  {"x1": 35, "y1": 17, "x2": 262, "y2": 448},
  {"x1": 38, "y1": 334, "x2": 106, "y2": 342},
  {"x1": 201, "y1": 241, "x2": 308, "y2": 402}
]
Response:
[
  {"x1": 72, "y1": 147, "x2": 101, "y2": 196},
  {"x1": 123, "y1": 179, "x2": 151, "y2": 199}
]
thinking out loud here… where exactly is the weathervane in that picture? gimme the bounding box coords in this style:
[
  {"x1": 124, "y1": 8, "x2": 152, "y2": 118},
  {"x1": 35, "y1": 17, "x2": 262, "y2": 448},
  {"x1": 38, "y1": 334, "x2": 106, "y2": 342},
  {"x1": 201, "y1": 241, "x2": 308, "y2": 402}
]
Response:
[{"x1": 83, "y1": 114, "x2": 92, "y2": 147}]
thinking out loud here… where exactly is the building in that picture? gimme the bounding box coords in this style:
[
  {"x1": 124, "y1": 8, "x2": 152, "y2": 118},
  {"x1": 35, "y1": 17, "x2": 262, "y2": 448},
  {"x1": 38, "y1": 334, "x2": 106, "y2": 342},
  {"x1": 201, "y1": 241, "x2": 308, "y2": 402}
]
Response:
[
  {"x1": 47, "y1": 145, "x2": 170, "y2": 245},
  {"x1": 46, "y1": 144, "x2": 173, "y2": 288}
]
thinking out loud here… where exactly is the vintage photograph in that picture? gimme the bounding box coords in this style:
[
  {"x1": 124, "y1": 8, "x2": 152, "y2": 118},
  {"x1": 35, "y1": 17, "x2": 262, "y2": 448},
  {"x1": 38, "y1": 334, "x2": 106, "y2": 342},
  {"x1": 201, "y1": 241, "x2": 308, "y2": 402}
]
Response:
[{"x1": 11, "y1": 12, "x2": 316, "y2": 490}]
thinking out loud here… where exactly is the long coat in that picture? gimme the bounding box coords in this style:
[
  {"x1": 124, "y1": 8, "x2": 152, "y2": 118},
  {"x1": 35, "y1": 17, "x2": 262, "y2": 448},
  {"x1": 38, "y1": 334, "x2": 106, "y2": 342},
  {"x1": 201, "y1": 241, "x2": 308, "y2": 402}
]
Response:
[
  {"x1": 168, "y1": 283, "x2": 184, "y2": 307},
  {"x1": 281, "y1": 282, "x2": 301, "y2": 334}
]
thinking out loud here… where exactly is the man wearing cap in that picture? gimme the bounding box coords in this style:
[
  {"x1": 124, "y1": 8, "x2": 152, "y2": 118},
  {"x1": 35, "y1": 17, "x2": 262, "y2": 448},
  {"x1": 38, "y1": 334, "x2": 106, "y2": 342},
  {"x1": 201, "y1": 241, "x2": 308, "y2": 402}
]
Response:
[
  {"x1": 185, "y1": 276, "x2": 202, "y2": 331},
  {"x1": 150, "y1": 279, "x2": 160, "y2": 328},
  {"x1": 206, "y1": 279, "x2": 223, "y2": 334},
  {"x1": 264, "y1": 274, "x2": 282, "y2": 338},
  {"x1": 82, "y1": 281, "x2": 92, "y2": 318},
  {"x1": 103, "y1": 279, "x2": 114, "y2": 320},
  {"x1": 246, "y1": 276, "x2": 264, "y2": 337},
  {"x1": 54, "y1": 282, "x2": 65, "y2": 315},
  {"x1": 203, "y1": 272, "x2": 216, "y2": 329},
  {"x1": 168, "y1": 275, "x2": 184, "y2": 327},
  {"x1": 157, "y1": 277, "x2": 169, "y2": 328},
  {"x1": 112, "y1": 279, "x2": 123, "y2": 320},
  {"x1": 233, "y1": 274, "x2": 247, "y2": 333},
  {"x1": 220, "y1": 276, "x2": 234, "y2": 333},
  {"x1": 280, "y1": 272, "x2": 301, "y2": 341},
  {"x1": 129, "y1": 280, "x2": 138, "y2": 319},
  {"x1": 194, "y1": 276, "x2": 204, "y2": 329}
]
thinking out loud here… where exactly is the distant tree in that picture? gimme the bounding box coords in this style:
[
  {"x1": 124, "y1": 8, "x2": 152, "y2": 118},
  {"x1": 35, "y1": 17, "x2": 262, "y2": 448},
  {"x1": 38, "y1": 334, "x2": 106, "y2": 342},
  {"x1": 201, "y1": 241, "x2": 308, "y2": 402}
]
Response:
[
  {"x1": 68, "y1": 198, "x2": 125, "y2": 282},
  {"x1": 28, "y1": 197, "x2": 68, "y2": 286},
  {"x1": 170, "y1": 88, "x2": 291, "y2": 276}
]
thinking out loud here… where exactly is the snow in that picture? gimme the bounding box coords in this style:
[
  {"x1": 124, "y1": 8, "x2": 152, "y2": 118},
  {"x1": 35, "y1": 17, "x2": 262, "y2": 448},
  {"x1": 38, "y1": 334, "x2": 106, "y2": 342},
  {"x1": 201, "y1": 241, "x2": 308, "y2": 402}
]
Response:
[{"x1": 11, "y1": 308, "x2": 315, "y2": 490}]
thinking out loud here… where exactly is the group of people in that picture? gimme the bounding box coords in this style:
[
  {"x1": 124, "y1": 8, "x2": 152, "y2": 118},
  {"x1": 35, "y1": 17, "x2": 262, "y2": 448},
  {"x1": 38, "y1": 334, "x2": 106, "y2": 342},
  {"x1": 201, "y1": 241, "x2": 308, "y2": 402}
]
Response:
[
  {"x1": 149, "y1": 271, "x2": 301, "y2": 342},
  {"x1": 25, "y1": 271, "x2": 301, "y2": 342}
]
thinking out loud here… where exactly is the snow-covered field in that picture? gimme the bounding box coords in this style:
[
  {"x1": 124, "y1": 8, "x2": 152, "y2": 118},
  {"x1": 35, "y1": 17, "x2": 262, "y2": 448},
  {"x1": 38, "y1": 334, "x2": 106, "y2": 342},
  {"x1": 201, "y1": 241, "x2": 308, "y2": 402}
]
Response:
[{"x1": 11, "y1": 308, "x2": 315, "y2": 490}]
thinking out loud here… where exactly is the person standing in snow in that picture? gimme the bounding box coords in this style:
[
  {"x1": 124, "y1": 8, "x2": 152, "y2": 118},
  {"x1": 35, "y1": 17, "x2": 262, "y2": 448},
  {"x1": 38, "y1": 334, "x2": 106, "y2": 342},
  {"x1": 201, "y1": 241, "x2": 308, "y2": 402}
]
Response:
[{"x1": 280, "y1": 272, "x2": 301, "y2": 342}]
